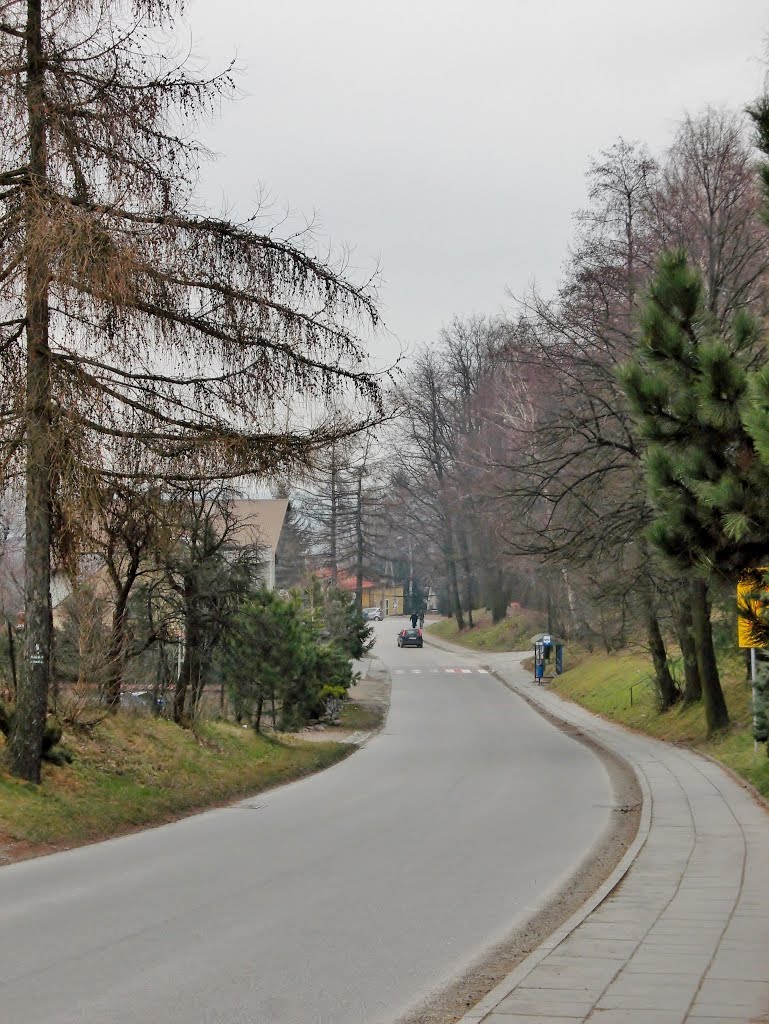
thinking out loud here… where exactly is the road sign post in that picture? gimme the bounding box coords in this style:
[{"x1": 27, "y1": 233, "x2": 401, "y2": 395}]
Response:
[{"x1": 737, "y1": 569, "x2": 769, "y2": 752}]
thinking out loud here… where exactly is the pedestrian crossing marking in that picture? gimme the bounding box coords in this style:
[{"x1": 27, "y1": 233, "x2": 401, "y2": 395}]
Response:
[{"x1": 394, "y1": 667, "x2": 489, "y2": 675}]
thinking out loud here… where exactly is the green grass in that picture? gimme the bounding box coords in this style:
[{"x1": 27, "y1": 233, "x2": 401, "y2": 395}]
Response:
[
  {"x1": 338, "y1": 700, "x2": 386, "y2": 732},
  {"x1": 0, "y1": 714, "x2": 351, "y2": 849},
  {"x1": 428, "y1": 607, "x2": 546, "y2": 652},
  {"x1": 550, "y1": 648, "x2": 769, "y2": 800}
]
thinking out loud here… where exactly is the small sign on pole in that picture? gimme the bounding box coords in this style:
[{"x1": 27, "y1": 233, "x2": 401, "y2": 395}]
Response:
[
  {"x1": 737, "y1": 569, "x2": 769, "y2": 752},
  {"x1": 737, "y1": 569, "x2": 769, "y2": 649}
]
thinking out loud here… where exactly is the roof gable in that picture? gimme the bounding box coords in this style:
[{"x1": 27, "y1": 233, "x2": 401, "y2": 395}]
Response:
[{"x1": 229, "y1": 499, "x2": 289, "y2": 552}]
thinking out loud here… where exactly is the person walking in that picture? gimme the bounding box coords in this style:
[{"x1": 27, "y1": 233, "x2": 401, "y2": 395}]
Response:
[
  {"x1": 410, "y1": 611, "x2": 419, "y2": 628},
  {"x1": 418, "y1": 611, "x2": 425, "y2": 629}
]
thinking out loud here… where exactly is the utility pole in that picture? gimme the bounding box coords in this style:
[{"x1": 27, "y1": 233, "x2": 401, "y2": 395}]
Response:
[{"x1": 408, "y1": 535, "x2": 414, "y2": 615}]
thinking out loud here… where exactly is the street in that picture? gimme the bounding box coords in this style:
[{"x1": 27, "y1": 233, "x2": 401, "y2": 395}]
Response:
[{"x1": 0, "y1": 622, "x2": 612, "y2": 1024}]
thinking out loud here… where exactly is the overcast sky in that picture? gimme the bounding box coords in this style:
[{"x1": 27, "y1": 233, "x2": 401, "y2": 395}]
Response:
[{"x1": 186, "y1": 1, "x2": 769, "y2": 366}]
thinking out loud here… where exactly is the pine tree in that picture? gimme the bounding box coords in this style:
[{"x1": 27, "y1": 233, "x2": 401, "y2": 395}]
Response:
[{"x1": 620, "y1": 250, "x2": 769, "y2": 734}]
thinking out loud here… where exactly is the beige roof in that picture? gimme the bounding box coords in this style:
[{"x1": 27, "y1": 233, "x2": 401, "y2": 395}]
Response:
[{"x1": 230, "y1": 498, "x2": 289, "y2": 552}]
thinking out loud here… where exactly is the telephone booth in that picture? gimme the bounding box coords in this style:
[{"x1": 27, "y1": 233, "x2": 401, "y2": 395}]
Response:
[{"x1": 531, "y1": 633, "x2": 565, "y2": 684}]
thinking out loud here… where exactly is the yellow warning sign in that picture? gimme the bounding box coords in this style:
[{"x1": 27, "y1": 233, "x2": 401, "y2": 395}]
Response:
[{"x1": 737, "y1": 568, "x2": 769, "y2": 649}]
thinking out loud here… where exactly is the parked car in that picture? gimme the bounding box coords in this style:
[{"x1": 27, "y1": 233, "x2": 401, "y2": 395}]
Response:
[
  {"x1": 397, "y1": 627, "x2": 423, "y2": 648},
  {"x1": 363, "y1": 607, "x2": 382, "y2": 621}
]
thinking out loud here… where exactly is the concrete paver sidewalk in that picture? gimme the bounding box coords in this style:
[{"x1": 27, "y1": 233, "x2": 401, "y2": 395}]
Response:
[{"x1": 429, "y1": 640, "x2": 769, "y2": 1024}]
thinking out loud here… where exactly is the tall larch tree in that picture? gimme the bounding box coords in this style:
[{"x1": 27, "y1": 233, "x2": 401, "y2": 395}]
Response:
[{"x1": 0, "y1": 1, "x2": 383, "y2": 781}]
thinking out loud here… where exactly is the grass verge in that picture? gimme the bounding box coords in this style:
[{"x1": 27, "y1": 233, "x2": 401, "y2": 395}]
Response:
[
  {"x1": 427, "y1": 607, "x2": 546, "y2": 653},
  {"x1": 338, "y1": 699, "x2": 387, "y2": 732},
  {"x1": 0, "y1": 715, "x2": 351, "y2": 854}
]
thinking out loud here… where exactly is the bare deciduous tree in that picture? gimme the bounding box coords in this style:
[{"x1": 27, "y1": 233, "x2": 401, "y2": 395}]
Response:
[{"x1": 0, "y1": 1, "x2": 384, "y2": 780}]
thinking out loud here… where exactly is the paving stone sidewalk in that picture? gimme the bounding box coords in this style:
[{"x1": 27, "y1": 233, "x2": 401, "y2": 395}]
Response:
[{"x1": 427, "y1": 636, "x2": 769, "y2": 1024}]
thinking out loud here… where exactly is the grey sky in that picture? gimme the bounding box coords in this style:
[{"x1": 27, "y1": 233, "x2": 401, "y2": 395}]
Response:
[{"x1": 187, "y1": 1, "x2": 769, "y2": 366}]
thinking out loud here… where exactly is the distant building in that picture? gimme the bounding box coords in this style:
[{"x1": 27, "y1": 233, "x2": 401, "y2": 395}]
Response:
[
  {"x1": 50, "y1": 497, "x2": 290, "y2": 627},
  {"x1": 314, "y1": 568, "x2": 405, "y2": 616},
  {"x1": 229, "y1": 498, "x2": 288, "y2": 591}
]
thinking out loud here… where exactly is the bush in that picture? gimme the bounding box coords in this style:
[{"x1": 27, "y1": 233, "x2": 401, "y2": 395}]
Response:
[{"x1": 218, "y1": 588, "x2": 359, "y2": 732}]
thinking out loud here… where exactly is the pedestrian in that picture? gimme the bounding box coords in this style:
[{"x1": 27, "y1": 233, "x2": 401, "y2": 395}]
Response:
[
  {"x1": 418, "y1": 610, "x2": 425, "y2": 629},
  {"x1": 410, "y1": 611, "x2": 419, "y2": 628}
]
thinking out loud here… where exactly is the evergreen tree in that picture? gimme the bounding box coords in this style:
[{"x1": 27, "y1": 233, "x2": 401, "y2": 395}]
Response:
[
  {"x1": 274, "y1": 496, "x2": 312, "y2": 592},
  {"x1": 322, "y1": 586, "x2": 373, "y2": 660},
  {"x1": 620, "y1": 250, "x2": 769, "y2": 734},
  {"x1": 219, "y1": 588, "x2": 358, "y2": 732},
  {"x1": 220, "y1": 590, "x2": 305, "y2": 732}
]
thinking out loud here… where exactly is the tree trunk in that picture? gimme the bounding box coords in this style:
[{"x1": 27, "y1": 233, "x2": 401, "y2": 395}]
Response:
[
  {"x1": 690, "y1": 578, "x2": 729, "y2": 735},
  {"x1": 354, "y1": 469, "x2": 364, "y2": 613},
  {"x1": 105, "y1": 589, "x2": 130, "y2": 711},
  {"x1": 10, "y1": 0, "x2": 52, "y2": 783},
  {"x1": 675, "y1": 598, "x2": 702, "y2": 704},
  {"x1": 174, "y1": 644, "x2": 190, "y2": 723},
  {"x1": 489, "y1": 570, "x2": 509, "y2": 624},
  {"x1": 48, "y1": 589, "x2": 57, "y2": 710},
  {"x1": 442, "y1": 509, "x2": 464, "y2": 630},
  {"x1": 153, "y1": 643, "x2": 168, "y2": 717},
  {"x1": 329, "y1": 445, "x2": 338, "y2": 585},
  {"x1": 184, "y1": 643, "x2": 202, "y2": 722},
  {"x1": 643, "y1": 597, "x2": 679, "y2": 711},
  {"x1": 455, "y1": 525, "x2": 474, "y2": 627},
  {"x1": 189, "y1": 646, "x2": 212, "y2": 717},
  {"x1": 445, "y1": 547, "x2": 464, "y2": 630},
  {"x1": 7, "y1": 620, "x2": 17, "y2": 699},
  {"x1": 104, "y1": 558, "x2": 140, "y2": 711},
  {"x1": 174, "y1": 590, "x2": 198, "y2": 723}
]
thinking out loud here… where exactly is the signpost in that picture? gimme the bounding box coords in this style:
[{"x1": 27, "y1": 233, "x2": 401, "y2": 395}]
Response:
[
  {"x1": 531, "y1": 633, "x2": 564, "y2": 684},
  {"x1": 737, "y1": 569, "x2": 768, "y2": 751}
]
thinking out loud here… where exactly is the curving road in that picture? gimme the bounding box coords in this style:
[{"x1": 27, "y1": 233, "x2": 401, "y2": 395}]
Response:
[{"x1": 0, "y1": 621, "x2": 612, "y2": 1024}]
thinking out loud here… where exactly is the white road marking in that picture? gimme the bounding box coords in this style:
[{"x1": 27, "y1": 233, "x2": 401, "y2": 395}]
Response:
[{"x1": 396, "y1": 666, "x2": 488, "y2": 676}]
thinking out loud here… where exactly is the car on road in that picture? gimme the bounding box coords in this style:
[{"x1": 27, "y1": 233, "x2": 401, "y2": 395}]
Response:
[
  {"x1": 397, "y1": 627, "x2": 423, "y2": 648},
  {"x1": 363, "y1": 607, "x2": 382, "y2": 621}
]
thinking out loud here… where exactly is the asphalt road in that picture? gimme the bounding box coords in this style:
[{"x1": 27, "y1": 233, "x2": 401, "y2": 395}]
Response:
[{"x1": 0, "y1": 622, "x2": 612, "y2": 1024}]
